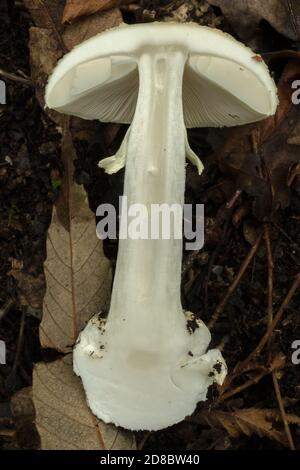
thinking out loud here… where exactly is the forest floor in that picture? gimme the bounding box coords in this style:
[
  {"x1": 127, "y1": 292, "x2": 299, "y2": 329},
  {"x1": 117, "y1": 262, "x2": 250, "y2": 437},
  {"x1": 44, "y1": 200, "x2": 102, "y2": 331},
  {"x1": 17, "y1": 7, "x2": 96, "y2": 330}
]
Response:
[{"x1": 0, "y1": 0, "x2": 300, "y2": 451}]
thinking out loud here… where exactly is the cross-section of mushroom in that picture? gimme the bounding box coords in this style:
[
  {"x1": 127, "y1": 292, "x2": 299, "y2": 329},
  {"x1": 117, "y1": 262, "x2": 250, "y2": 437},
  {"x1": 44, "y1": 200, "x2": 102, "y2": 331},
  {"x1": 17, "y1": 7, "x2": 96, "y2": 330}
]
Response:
[{"x1": 45, "y1": 22, "x2": 278, "y2": 431}]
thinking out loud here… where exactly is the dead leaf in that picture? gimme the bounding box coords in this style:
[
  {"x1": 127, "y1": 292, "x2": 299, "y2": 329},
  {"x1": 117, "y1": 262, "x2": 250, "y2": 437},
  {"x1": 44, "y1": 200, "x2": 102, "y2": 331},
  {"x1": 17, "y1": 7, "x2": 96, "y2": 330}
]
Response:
[
  {"x1": 23, "y1": 0, "x2": 67, "y2": 52},
  {"x1": 11, "y1": 388, "x2": 35, "y2": 418},
  {"x1": 40, "y1": 129, "x2": 112, "y2": 352},
  {"x1": 243, "y1": 220, "x2": 261, "y2": 246},
  {"x1": 29, "y1": 27, "x2": 63, "y2": 124},
  {"x1": 24, "y1": 0, "x2": 122, "y2": 53},
  {"x1": 216, "y1": 60, "x2": 300, "y2": 220},
  {"x1": 63, "y1": 8, "x2": 122, "y2": 50},
  {"x1": 9, "y1": 258, "x2": 24, "y2": 271},
  {"x1": 26, "y1": 1, "x2": 122, "y2": 117},
  {"x1": 62, "y1": 0, "x2": 128, "y2": 24},
  {"x1": 8, "y1": 271, "x2": 45, "y2": 310},
  {"x1": 29, "y1": 27, "x2": 62, "y2": 87},
  {"x1": 10, "y1": 387, "x2": 40, "y2": 449},
  {"x1": 192, "y1": 408, "x2": 300, "y2": 446},
  {"x1": 33, "y1": 355, "x2": 135, "y2": 450},
  {"x1": 208, "y1": 0, "x2": 300, "y2": 41}
]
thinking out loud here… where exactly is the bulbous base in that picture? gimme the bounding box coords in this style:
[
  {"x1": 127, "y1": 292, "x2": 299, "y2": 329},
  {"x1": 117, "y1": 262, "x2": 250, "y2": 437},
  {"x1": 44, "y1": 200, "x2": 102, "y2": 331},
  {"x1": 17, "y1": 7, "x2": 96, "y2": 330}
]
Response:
[{"x1": 73, "y1": 313, "x2": 227, "y2": 431}]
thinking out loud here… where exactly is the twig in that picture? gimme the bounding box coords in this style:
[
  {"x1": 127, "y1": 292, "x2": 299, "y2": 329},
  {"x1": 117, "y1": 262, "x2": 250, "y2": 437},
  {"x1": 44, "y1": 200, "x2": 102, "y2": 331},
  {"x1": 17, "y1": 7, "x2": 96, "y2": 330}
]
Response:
[
  {"x1": 222, "y1": 272, "x2": 300, "y2": 395},
  {"x1": 208, "y1": 231, "x2": 263, "y2": 329},
  {"x1": 137, "y1": 432, "x2": 152, "y2": 450},
  {"x1": 215, "y1": 335, "x2": 230, "y2": 353},
  {"x1": 272, "y1": 373, "x2": 295, "y2": 450},
  {"x1": 120, "y1": 3, "x2": 140, "y2": 12},
  {"x1": 226, "y1": 189, "x2": 242, "y2": 209},
  {"x1": 288, "y1": 163, "x2": 300, "y2": 187},
  {"x1": 5, "y1": 309, "x2": 26, "y2": 392},
  {"x1": 204, "y1": 216, "x2": 232, "y2": 317},
  {"x1": 203, "y1": 191, "x2": 241, "y2": 313},
  {"x1": 264, "y1": 224, "x2": 274, "y2": 348},
  {"x1": 12, "y1": 308, "x2": 26, "y2": 377},
  {"x1": 218, "y1": 369, "x2": 270, "y2": 404},
  {"x1": 218, "y1": 353, "x2": 285, "y2": 404},
  {"x1": 264, "y1": 225, "x2": 295, "y2": 450},
  {"x1": 0, "y1": 428, "x2": 16, "y2": 438},
  {"x1": 17, "y1": 69, "x2": 32, "y2": 80},
  {"x1": 0, "y1": 69, "x2": 34, "y2": 87},
  {"x1": 287, "y1": 0, "x2": 300, "y2": 42},
  {"x1": 38, "y1": 0, "x2": 68, "y2": 54},
  {"x1": 233, "y1": 273, "x2": 300, "y2": 377},
  {"x1": 0, "y1": 298, "x2": 14, "y2": 322},
  {"x1": 272, "y1": 221, "x2": 300, "y2": 253}
]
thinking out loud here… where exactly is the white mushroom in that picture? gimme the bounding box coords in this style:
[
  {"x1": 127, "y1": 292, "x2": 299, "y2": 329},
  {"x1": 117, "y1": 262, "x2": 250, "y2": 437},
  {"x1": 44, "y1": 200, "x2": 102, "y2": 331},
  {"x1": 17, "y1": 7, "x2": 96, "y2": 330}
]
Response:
[{"x1": 46, "y1": 22, "x2": 278, "y2": 431}]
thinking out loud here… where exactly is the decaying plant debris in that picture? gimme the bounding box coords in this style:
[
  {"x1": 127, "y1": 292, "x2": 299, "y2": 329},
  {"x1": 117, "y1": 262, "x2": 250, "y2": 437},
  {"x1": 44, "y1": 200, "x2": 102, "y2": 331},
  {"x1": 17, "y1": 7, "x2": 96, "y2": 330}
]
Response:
[{"x1": 0, "y1": 0, "x2": 300, "y2": 450}]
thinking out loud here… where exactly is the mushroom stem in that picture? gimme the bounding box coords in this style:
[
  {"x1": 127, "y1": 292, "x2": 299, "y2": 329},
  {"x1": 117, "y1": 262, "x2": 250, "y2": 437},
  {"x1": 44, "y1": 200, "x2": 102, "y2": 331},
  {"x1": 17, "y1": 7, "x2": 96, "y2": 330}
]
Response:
[{"x1": 108, "y1": 48, "x2": 187, "y2": 343}]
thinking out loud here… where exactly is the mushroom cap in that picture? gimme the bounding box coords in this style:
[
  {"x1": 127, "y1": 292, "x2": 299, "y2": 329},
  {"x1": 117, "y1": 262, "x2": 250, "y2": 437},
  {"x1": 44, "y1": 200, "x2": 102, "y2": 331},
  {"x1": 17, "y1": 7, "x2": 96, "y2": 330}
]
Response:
[{"x1": 45, "y1": 22, "x2": 278, "y2": 128}]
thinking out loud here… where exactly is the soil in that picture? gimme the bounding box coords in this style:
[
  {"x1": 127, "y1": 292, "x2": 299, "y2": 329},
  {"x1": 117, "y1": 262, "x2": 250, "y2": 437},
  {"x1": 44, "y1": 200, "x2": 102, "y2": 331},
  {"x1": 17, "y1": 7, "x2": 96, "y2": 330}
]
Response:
[{"x1": 0, "y1": 0, "x2": 299, "y2": 451}]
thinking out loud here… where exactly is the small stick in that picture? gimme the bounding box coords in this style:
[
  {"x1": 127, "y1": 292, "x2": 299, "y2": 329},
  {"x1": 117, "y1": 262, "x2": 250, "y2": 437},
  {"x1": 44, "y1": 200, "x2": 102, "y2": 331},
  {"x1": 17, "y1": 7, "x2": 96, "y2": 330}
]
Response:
[
  {"x1": 5, "y1": 309, "x2": 26, "y2": 392},
  {"x1": 273, "y1": 221, "x2": 299, "y2": 246},
  {"x1": 223, "y1": 273, "x2": 300, "y2": 392},
  {"x1": 218, "y1": 355, "x2": 284, "y2": 404},
  {"x1": 218, "y1": 369, "x2": 269, "y2": 404},
  {"x1": 219, "y1": 363, "x2": 286, "y2": 405},
  {"x1": 120, "y1": 4, "x2": 140, "y2": 12},
  {"x1": 272, "y1": 221, "x2": 300, "y2": 259},
  {"x1": 272, "y1": 373, "x2": 295, "y2": 450},
  {"x1": 287, "y1": 0, "x2": 300, "y2": 42},
  {"x1": 137, "y1": 432, "x2": 152, "y2": 450},
  {"x1": 203, "y1": 192, "x2": 240, "y2": 312},
  {"x1": 226, "y1": 189, "x2": 242, "y2": 209},
  {"x1": 234, "y1": 273, "x2": 300, "y2": 376},
  {"x1": 208, "y1": 231, "x2": 263, "y2": 329},
  {"x1": 0, "y1": 298, "x2": 15, "y2": 322},
  {"x1": 264, "y1": 225, "x2": 295, "y2": 450},
  {"x1": 215, "y1": 335, "x2": 230, "y2": 353},
  {"x1": 264, "y1": 224, "x2": 274, "y2": 348},
  {"x1": 288, "y1": 163, "x2": 300, "y2": 187},
  {"x1": 11, "y1": 308, "x2": 26, "y2": 377},
  {"x1": 0, "y1": 69, "x2": 34, "y2": 87},
  {"x1": 0, "y1": 428, "x2": 16, "y2": 438}
]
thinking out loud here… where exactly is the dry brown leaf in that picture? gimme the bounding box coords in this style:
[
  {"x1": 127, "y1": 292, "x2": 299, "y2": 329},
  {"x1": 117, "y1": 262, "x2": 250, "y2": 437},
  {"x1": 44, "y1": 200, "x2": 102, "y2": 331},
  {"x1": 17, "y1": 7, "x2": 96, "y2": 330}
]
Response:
[
  {"x1": 10, "y1": 387, "x2": 40, "y2": 449},
  {"x1": 243, "y1": 220, "x2": 261, "y2": 246},
  {"x1": 193, "y1": 408, "x2": 300, "y2": 446},
  {"x1": 23, "y1": 0, "x2": 67, "y2": 52},
  {"x1": 40, "y1": 129, "x2": 112, "y2": 352},
  {"x1": 62, "y1": 0, "x2": 128, "y2": 24},
  {"x1": 8, "y1": 271, "x2": 45, "y2": 310},
  {"x1": 26, "y1": 1, "x2": 122, "y2": 117},
  {"x1": 208, "y1": 0, "x2": 300, "y2": 41},
  {"x1": 29, "y1": 26, "x2": 64, "y2": 124},
  {"x1": 24, "y1": 0, "x2": 122, "y2": 53},
  {"x1": 11, "y1": 388, "x2": 35, "y2": 419},
  {"x1": 63, "y1": 8, "x2": 122, "y2": 50},
  {"x1": 33, "y1": 356, "x2": 136, "y2": 450}
]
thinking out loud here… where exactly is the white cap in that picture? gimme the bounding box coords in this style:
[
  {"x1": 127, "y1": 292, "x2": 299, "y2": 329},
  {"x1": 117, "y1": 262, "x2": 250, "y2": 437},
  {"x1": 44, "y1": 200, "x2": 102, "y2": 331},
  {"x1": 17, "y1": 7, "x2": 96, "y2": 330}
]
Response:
[{"x1": 46, "y1": 22, "x2": 278, "y2": 128}]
